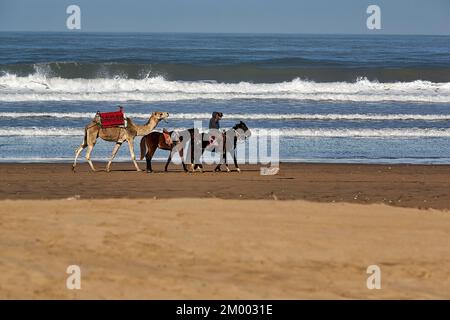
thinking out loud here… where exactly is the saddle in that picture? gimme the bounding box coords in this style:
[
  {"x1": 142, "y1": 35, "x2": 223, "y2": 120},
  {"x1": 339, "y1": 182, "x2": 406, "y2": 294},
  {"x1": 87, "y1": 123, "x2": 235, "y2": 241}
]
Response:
[
  {"x1": 163, "y1": 129, "x2": 173, "y2": 147},
  {"x1": 95, "y1": 106, "x2": 126, "y2": 128},
  {"x1": 208, "y1": 131, "x2": 224, "y2": 148}
]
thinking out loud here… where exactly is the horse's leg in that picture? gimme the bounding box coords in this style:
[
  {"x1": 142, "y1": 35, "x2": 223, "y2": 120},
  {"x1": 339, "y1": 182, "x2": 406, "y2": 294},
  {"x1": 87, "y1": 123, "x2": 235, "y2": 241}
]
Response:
[
  {"x1": 85, "y1": 142, "x2": 96, "y2": 172},
  {"x1": 214, "y1": 149, "x2": 222, "y2": 172},
  {"x1": 179, "y1": 147, "x2": 188, "y2": 172},
  {"x1": 127, "y1": 137, "x2": 141, "y2": 172},
  {"x1": 189, "y1": 140, "x2": 195, "y2": 172},
  {"x1": 224, "y1": 150, "x2": 231, "y2": 172},
  {"x1": 190, "y1": 141, "x2": 204, "y2": 173},
  {"x1": 164, "y1": 152, "x2": 172, "y2": 172},
  {"x1": 145, "y1": 145, "x2": 157, "y2": 173},
  {"x1": 196, "y1": 143, "x2": 205, "y2": 173},
  {"x1": 233, "y1": 150, "x2": 240, "y2": 172},
  {"x1": 214, "y1": 152, "x2": 222, "y2": 172},
  {"x1": 72, "y1": 142, "x2": 87, "y2": 172},
  {"x1": 215, "y1": 147, "x2": 227, "y2": 172},
  {"x1": 106, "y1": 141, "x2": 123, "y2": 172}
]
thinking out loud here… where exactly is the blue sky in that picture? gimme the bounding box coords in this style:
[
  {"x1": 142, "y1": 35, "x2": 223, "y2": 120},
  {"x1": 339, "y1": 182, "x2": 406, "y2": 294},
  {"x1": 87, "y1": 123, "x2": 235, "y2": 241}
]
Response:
[{"x1": 0, "y1": 0, "x2": 449, "y2": 34}]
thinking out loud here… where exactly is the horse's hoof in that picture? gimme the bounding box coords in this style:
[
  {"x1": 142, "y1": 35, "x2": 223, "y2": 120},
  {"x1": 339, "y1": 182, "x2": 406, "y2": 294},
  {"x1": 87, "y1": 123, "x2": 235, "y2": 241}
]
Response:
[
  {"x1": 146, "y1": 170, "x2": 153, "y2": 173},
  {"x1": 236, "y1": 168, "x2": 241, "y2": 173}
]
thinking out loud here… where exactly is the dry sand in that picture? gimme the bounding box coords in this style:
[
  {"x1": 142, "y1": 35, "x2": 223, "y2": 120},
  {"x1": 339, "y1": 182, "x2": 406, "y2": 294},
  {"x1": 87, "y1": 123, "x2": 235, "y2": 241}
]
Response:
[
  {"x1": 0, "y1": 163, "x2": 449, "y2": 299},
  {"x1": 0, "y1": 198, "x2": 449, "y2": 299}
]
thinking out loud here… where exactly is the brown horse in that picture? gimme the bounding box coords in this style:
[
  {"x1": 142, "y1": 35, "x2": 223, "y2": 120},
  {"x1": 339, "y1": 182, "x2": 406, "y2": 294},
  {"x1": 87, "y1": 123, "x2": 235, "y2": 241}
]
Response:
[{"x1": 139, "y1": 130, "x2": 188, "y2": 173}]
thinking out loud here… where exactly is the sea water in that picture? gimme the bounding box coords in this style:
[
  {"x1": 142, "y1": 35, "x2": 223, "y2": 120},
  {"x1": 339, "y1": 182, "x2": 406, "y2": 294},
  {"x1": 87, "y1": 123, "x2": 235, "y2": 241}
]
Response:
[{"x1": 1, "y1": 32, "x2": 450, "y2": 163}]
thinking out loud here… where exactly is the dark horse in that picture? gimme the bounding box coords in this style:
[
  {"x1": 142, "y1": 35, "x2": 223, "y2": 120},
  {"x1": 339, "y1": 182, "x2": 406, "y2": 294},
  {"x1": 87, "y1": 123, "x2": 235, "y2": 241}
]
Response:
[
  {"x1": 188, "y1": 121, "x2": 251, "y2": 173},
  {"x1": 140, "y1": 121, "x2": 251, "y2": 173}
]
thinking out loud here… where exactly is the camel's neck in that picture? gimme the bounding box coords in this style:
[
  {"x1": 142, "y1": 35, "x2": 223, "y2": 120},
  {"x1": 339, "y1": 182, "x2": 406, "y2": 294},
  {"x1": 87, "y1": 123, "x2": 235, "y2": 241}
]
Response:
[{"x1": 134, "y1": 117, "x2": 160, "y2": 136}]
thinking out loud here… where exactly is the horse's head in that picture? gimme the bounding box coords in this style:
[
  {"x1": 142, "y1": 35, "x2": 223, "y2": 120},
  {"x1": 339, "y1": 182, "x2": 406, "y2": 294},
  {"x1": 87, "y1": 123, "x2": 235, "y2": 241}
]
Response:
[{"x1": 233, "y1": 121, "x2": 251, "y2": 140}]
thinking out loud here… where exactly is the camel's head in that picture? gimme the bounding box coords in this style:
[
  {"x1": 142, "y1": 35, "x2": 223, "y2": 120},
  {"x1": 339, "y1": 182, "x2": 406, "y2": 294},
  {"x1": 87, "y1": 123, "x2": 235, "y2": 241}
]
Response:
[{"x1": 151, "y1": 111, "x2": 169, "y2": 122}]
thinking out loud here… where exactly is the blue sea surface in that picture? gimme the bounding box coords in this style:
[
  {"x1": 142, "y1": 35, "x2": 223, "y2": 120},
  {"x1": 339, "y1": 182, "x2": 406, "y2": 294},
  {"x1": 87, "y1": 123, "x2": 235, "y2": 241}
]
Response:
[{"x1": 0, "y1": 32, "x2": 450, "y2": 163}]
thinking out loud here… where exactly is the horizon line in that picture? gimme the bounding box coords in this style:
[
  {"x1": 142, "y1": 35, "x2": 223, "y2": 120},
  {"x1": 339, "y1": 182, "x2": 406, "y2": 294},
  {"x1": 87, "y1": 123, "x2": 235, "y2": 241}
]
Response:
[{"x1": 0, "y1": 30, "x2": 449, "y2": 37}]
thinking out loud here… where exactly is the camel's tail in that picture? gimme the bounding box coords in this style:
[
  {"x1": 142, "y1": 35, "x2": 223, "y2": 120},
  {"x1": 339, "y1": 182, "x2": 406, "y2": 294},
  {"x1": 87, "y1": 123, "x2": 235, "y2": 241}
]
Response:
[
  {"x1": 83, "y1": 127, "x2": 88, "y2": 146},
  {"x1": 139, "y1": 136, "x2": 147, "y2": 160}
]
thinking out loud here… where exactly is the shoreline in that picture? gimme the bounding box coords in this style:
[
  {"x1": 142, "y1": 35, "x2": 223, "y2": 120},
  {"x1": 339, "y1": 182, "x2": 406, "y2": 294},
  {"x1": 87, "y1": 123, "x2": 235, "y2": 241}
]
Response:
[{"x1": 0, "y1": 162, "x2": 449, "y2": 210}]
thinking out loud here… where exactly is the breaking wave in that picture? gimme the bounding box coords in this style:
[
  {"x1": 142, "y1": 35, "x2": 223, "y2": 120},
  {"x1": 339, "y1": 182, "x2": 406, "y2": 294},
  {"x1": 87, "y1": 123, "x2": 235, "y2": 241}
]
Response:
[
  {"x1": 2, "y1": 127, "x2": 450, "y2": 138},
  {"x1": 2, "y1": 112, "x2": 450, "y2": 121},
  {"x1": 1, "y1": 73, "x2": 449, "y2": 103}
]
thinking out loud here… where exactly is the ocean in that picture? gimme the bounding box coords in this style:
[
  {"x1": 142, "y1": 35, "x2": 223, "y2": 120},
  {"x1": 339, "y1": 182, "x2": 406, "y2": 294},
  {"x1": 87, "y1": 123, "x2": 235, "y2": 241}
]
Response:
[{"x1": 1, "y1": 32, "x2": 450, "y2": 164}]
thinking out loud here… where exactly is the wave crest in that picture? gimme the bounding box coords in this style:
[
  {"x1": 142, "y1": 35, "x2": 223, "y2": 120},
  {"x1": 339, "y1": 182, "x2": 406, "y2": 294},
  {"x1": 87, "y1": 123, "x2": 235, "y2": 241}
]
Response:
[
  {"x1": 0, "y1": 73, "x2": 450, "y2": 103},
  {"x1": 2, "y1": 112, "x2": 450, "y2": 121},
  {"x1": 1, "y1": 127, "x2": 450, "y2": 138}
]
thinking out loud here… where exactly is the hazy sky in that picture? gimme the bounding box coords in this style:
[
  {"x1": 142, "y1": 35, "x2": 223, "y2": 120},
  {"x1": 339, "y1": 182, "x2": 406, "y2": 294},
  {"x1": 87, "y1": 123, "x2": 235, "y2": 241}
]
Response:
[{"x1": 0, "y1": 0, "x2": 449, "y2": 34}]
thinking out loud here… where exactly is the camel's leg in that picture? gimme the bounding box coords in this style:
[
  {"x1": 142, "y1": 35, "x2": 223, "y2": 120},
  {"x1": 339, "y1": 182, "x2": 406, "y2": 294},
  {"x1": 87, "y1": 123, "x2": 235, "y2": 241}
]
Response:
[
  {"x1": 126, "y1": 138, "x2": 141, "y2": 172},
  {"x1": 145, "y1": 145, "x2": 157, "y2": 173},
  {"x1": 85, "y1": 143, "x2": 96, "y2": 172},
  {"x1": 106, "y1": 142, "x2": 123, "y2": 172},
  {"x1": 72, "y1": 143, "x2": 87, "y2": 172}
]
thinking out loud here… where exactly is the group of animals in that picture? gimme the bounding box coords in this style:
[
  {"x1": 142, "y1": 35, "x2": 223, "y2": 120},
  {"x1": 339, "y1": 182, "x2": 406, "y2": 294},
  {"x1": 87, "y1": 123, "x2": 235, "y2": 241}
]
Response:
[{"x1": 72, "y1": 111, "x2": 251, "y2": 173}]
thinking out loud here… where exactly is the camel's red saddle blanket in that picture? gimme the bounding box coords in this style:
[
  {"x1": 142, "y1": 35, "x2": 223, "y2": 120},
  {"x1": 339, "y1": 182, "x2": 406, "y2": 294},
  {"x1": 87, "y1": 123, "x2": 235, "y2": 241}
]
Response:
[{"x1": 99, "y1": 110, "x2": 125, "y2": 128}]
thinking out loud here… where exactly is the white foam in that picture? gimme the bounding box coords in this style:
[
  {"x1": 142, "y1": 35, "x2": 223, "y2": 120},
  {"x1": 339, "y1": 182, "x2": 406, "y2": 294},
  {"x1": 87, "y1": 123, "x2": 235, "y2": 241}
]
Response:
[
  {"x1": 254, "y1": 128, "x2": 450, "y2": 138},
  {"x1": 0, "y1": 127, "x2": 83, "y2": 136},
  {"x1": 1, "y1": 156, "x2": 450, "y2": 164},
  {"x1": 1, "y1": 126, "x2": 450, "y2": 138},
  {"x1": 1, "y1": 73, "x2": 449, "y2": 102},
  {"x1": 2, "y1": 112, "x2": 450, "y2": 121}
]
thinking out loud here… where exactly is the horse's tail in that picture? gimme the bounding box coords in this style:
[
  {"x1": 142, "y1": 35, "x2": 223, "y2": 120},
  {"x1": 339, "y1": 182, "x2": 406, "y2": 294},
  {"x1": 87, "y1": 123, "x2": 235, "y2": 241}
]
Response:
[{"x1": 139, "y1": 136, "x2": 147, "y2": 160}]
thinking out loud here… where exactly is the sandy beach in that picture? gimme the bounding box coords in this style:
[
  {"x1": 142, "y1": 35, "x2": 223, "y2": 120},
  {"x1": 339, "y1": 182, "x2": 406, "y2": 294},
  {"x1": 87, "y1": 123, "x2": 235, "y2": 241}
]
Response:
[
  {"x1": 0, "y1": 163, "x2": 449, "y2": 299},
  {"x1": 1, "y1": 198, "x2": 449, "y2": 299}
]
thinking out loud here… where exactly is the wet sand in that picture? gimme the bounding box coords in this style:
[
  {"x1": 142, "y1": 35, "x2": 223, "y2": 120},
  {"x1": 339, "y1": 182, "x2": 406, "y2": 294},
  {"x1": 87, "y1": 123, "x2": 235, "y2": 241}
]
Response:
[{"x1": 0, "y1": 162, "x2": 449, "y2": 209}]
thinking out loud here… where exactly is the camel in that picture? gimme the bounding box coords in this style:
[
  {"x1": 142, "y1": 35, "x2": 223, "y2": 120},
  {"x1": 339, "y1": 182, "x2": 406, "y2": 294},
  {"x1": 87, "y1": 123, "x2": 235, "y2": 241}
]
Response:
[{"x1": 72, "y1": 111, "x2": 169, "y2": 172}]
